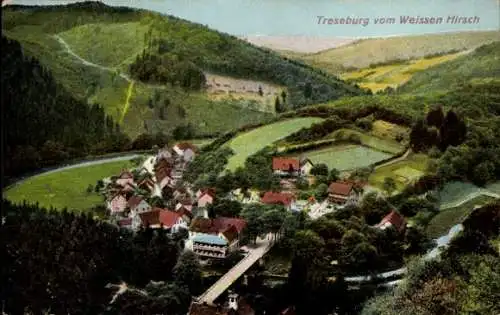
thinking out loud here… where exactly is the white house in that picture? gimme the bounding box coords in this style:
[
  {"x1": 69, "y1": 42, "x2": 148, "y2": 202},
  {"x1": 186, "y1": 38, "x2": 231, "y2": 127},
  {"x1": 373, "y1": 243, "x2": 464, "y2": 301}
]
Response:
[
  {"x1": 299, "y1": 158, "x2": 314, "y2": 176},
  {"x1": 327, "y1": 182, "x2": 359, "y2": 206},
  {"x1": 198, "y1": 192, "x2": 214, "y2": 208},
  {"x1": 127, "y1": 196, "x2": 151, "y2": 213},
  {"x1": 108, "y1": 193, "x2": 127, "y2": 213},
  {"x1": 138, "y1": 208, "x2": 188, "y2": 232},
  {"x1": 173, "y1": 142, "x2": 197, "y2": 162}
]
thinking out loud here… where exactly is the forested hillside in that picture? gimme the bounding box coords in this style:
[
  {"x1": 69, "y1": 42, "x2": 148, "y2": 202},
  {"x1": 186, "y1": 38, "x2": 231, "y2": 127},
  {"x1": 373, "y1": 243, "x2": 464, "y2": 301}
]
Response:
[
  {"x1": 2, "y1": 2, "x2": 367, "y2": 140},
  {"x1": 1, "y1": 35, "x2": 129, "y2": 179},
  {"x1": 399, "y1": 41, "x2": 500, "y2": 93},
  {"x1": 0, "y1": 200, "x2": 192, "y2": 315}
]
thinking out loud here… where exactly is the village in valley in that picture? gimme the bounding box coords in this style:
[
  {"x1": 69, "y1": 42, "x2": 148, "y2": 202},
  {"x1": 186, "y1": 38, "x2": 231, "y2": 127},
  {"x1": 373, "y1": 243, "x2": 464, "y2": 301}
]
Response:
[
  {"x1": 3, "y1": 1, "x2": 499, "y2": 314},
  {"x1": 102, "y1": 141, "x2": 405, "y2": 262}
]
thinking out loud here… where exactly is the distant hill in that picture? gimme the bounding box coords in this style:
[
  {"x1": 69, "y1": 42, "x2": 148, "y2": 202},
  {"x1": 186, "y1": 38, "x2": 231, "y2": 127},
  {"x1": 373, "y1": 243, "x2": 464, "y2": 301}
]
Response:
[
  {"x1": 398, "y1": 41, "x2": 500, "y2": 94},
  {"x1": 294, "y1": 31, "x2": 500, "y2": 74},
  {"x1": 2, "y1": 1, "x2": 365, "y2": 138},
  {"x1": 239, "y1": 35, "x2": 355, "y2": 53}
]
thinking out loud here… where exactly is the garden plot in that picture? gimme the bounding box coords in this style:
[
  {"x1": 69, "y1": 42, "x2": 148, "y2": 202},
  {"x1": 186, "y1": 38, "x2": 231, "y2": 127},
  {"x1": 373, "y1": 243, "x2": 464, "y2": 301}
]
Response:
[{"x1": 295, "y1": 144, "x2": 393, "y2": 171}]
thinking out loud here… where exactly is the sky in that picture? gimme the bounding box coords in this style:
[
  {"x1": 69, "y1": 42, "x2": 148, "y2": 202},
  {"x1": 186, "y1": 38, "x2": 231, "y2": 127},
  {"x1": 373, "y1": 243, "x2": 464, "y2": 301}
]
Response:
[{"x1": 7, "y1": 0, "x2": 500, "y2": 37}]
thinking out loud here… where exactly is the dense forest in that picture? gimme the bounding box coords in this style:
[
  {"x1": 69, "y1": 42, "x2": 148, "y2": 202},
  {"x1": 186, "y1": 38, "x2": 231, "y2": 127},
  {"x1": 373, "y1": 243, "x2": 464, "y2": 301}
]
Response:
[
  {"x1": 1, "y1": 35, "x2": 130, "y2": 180},
  {"x1": 0, "y1": 200, "x2": 197, "y2": 315},
  {"x1": 362, "y1": 201, "x2": 500, "y2": 315}
]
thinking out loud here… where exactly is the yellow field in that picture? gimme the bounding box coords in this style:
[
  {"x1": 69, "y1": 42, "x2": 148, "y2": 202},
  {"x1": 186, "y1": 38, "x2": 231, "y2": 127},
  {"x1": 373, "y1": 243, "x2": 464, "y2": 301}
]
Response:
[
  {"x1": 371, "y1": 120, "x2": 410, "y2": 141},
  {"x1": 340, "y1": 52, "x2": 467, "y2": 92}
]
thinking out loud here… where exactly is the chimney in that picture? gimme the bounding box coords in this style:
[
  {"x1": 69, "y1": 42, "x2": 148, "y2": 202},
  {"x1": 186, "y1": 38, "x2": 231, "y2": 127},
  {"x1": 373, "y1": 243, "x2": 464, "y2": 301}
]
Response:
[{"x1": 228, "y1": 292, "x2": 238, "y2": 311}]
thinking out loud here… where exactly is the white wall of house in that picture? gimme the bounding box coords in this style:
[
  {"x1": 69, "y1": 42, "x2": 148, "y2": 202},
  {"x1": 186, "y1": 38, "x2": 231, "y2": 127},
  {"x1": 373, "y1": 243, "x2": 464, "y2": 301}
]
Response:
[
  {"x1": 300, "y1": 162, "x2": 313, "y2": 176},
  {"x1": 183, "y1": 149, "x2": 195, "y2": 162},
  {"x1": 198, "y1": 194, "x2": 213, "y2": 208},
  {"x1": 133, "y1": 200, "x2": 151, "y2": 213}
]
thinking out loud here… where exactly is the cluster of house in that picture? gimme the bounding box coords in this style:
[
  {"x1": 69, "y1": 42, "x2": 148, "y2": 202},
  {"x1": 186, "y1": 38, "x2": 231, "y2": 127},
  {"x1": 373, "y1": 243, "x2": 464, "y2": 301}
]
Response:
[
  {"x1": 103, "y1": 142, "x2": 251, "y2": 259},
  {"x1": 104, "y1": 148, "x2": 408, "y2": 263},
  {"x1": 269, "y1": 157, "x2": 408, "y2": 233}
]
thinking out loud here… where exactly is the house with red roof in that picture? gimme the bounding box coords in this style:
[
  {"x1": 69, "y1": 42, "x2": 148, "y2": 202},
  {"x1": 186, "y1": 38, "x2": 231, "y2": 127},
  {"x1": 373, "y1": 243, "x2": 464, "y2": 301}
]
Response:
[
  {"x1": 137, "y1": 208, "x2": 188, "y2": 232},
  {"x1": 197, "y1": 191, "x2": 215, "y2": 208},
  {"x1": 116, "y1": 170, "x2": 135, "y2": 189},
  {"x1": 127, "y1": 196, "x2": 151, "y2": 214},
  {"x1": 173, "y1": 142, "x2": 197, "y2": 162},
  {"x1": 108, "y1": 193, "x2": 128, "y2": 213},
  {"x1": 189, "y1": 217, "x2": 247, "y2": 258},
  {"x1": 156, "y1": 145, "x2": 173, "y2": 162},
  {"x1": 137, "y1": 177, "x2": 156, "y2": 193},
  {"x1": 261, "y1": 191, "x2": 298, "y2": 211},
  {"x1": 272, "y1": 157, "x2": 314, "y2": 177},
  {"x1": 376, "y1": 210, "x2": 406, "y2": 233},
  {"x1": 327, "y1": 181, "x2": 359, "y2": 206}
]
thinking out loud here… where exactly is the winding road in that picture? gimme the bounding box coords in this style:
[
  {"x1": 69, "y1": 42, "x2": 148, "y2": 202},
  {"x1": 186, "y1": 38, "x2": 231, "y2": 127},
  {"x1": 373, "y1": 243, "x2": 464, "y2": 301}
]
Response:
[
  {"x1": 439, "y1": 190, "x2": 500, "y2": 210},
  {"x1": 4, "y1": 154, "x2": 142, "y2": 191}
]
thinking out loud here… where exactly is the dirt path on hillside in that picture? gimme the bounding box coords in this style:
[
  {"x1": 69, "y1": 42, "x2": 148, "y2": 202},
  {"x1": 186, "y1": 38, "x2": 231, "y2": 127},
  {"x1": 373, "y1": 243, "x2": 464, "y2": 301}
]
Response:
[
  {"x1": 373, "y1": 148, "x2": 411, "y2": 170},
  {"x1": 53, "y1": 35, "x2": 167, "y2": 90},
  {"x1": 440, "y1": 190, "x2": 500, "y2": 210}
]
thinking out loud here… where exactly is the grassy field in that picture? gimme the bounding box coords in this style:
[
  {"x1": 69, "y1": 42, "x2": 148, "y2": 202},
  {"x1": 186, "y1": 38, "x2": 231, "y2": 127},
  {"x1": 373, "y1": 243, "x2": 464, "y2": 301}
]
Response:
[
  {"x1": 437, "y1": 181, "x2": 484, "y2": 206},
  {"x1": 340, "y1": 51, "x2": 466, "y2": 92},
  {"x1": 296, "y1": 31, "x2": 499, "y2": 73},
  {"x1": 4, "y1": 160, "x2": 134, "y2": 212},
  {"x1": 326, "y1": 128, "x2": 404, "y2": 154},
  {"x1": 225, "y1": 118, "x2": 323, "y2": 171},
  {"x1": 426, "y1": 195, "x2": 497, "y2": 239},
  {"x1": 486, "y1": 181, "x2": 500, "y2": 194},
  {"x1": 369, "y1": 153, "x2": 429, "y2": 191},
  {"x1": 293, "y1": 144, "x2": 393, "y2": 171},
  {"x1": 58, "y1": 22, "x2": 149, "y2": 68}
]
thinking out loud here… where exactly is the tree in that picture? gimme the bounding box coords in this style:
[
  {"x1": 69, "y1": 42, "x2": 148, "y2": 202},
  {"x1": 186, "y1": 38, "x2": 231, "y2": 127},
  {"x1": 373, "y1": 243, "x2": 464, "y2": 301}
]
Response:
[
  {"x1": 328, "y1": 168, "x2": 340, "y2": 182},
  {"x1": 207, "y1": 199, "x2": 242, "y2": 218},
  {"x1": 426, "y1": 105, "x2": 445, "y2": 128},
  {"x1": 310, "y1": 163, "x2": 329, "y2": 176},
  {"x1": 173, "y1": 250, "x2": 202, "y2": 295},
  {"x1": 274, "y1": 96, "x2": 284, "y2": 113},
  {"x1": 304, "y1": 82, "x2": 313, "y2": 99},
  {"x1": 241, "y1": 204, "x2": 265, "y2": 243},
  {"x1": 86, "y1": 184, "x2": 93, "y2": 194},
  {"x1": 472, "y1": 161, "x2": 495, "y2": 186},
  {"x1": 261, "y1": 208, "x2": 286, "y2": 240},
  {"x1": 258, "y1": 85, "x2": 263, "y2": 96},
  {"x1": 281, "y1": 90, "x2": 287, "y2": 104},
  {"x1": 314, "y1": 183, "x2": 329, "y2": 200},
  {"x1": 359, "y1": 192, "x2": 390, "y2": 225},
  {"x1": 382, "y1": 177, "x2": 396, "y2": 195},
  {"x1": 404, "y1": 226, "x2": 434, "y2": 255}
]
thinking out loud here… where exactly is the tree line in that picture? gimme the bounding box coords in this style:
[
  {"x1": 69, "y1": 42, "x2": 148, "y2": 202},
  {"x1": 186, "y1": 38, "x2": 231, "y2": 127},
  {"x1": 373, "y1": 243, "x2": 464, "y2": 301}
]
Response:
[
  {"x1": 1, "y1": 36, "x2": 130, "y2": 181},
  {"x1": 0, "y1": 200, "x2": 202, "y2": 315}
]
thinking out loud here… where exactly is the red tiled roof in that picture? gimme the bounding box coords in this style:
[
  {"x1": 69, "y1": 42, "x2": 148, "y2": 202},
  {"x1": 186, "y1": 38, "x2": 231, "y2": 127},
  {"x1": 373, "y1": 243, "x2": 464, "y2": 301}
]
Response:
[
  {"x1": 261, "y1": 191, "x2": 296, "y2": 207},
  {"x1": 127, "y1": 196, "x2": 143, "y2": 209},
  {"x1": 159, "y1": 210, "x2": 182, "y2": 228},
  {"x1": 272, "y1": 157, "x2": 300, "y2": 171},
  {"x1": 119, "y1": 170, "x2": 134, "y2": 179},
  {"x1": 377, "y1": 210, "x2": 406, "y2": 232},
  {"x1": 155, "y1": 158, "x2": 174, "y2": 171},
  {"x1": 222, "y1": 225, "x2": 239, "y2": 242},
  {"x1": 190, "y1": 217, "x2": 247, "y2": 234},
  {"x1": 199, "y1": 188, "x2": 216, "y2": 198},
  {"x1": 155, "y1": 167, "x2": 172, "y2": 183},
  {"x1": 328, "y1": 182, "x2": 354, "y2": 196},
  {"x1": 138, "y1": 178, "x2": 155, "y2": 191},
  {"x1": 175, "y1": 142, "x2": 198, "y2": 152},
  {"x1": 139, "y1": 208, "x2": 181, "y2": 228}
]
